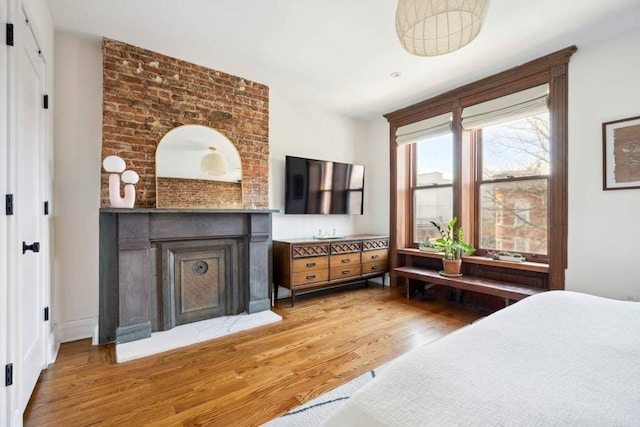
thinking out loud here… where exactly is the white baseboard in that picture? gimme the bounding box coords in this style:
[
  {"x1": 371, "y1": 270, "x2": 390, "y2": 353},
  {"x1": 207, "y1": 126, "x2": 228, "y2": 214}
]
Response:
[
  {"x1": 55, "y1": 317, "x2": 99, "y2": 345},
  {"x1": 276, "y1": 286, "x2": 292, "y2": 299},
  {"x1": 47, "y1": 329, "x2": 60, "y2": 365}
]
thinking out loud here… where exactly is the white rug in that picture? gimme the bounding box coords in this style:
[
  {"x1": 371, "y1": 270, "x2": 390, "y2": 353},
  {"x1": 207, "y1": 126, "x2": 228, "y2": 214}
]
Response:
[{"x1": 263, "y1": 363, "x2": 388, "y2": 427}]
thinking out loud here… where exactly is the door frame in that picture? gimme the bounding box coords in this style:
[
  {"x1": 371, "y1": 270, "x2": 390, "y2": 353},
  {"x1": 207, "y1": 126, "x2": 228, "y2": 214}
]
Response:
[{"x1": 1, "y1": 0, "x2": 10, "y2": 423}]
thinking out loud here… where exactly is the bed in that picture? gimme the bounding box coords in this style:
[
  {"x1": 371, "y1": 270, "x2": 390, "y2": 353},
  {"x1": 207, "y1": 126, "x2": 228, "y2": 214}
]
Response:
[{"x1": 324, "y1": 291, "x2": 640, "y2": 426}]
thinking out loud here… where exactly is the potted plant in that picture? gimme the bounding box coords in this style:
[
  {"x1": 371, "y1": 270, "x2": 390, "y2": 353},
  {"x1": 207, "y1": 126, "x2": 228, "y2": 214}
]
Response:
[{"x1": 430, "y1": 218, "x2": 475, "y2": 276}]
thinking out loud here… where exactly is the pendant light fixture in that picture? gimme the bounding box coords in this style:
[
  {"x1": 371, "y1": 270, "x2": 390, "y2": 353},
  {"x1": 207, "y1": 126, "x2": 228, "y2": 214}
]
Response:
[
  {"x1": 396, "y1": 0, "x2": 490, "y2": 56},
  {"x1": 200, "y1": 146, "x2": 228, "y2": 176}
]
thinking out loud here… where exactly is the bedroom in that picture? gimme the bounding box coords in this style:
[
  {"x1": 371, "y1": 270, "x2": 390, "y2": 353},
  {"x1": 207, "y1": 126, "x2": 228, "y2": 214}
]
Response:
[{"x1": 2, "y1": 0, "x2": 640, "y2": 425}]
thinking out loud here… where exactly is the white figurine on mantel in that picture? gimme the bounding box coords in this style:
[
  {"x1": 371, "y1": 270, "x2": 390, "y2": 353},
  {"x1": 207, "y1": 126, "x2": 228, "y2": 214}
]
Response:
[{"x1": 102, "y1": 155, "x2": 139, "y2": 208}]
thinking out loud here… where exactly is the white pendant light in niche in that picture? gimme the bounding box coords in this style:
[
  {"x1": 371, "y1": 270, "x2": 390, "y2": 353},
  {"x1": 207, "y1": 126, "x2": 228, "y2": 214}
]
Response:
[
  {"x1": 200, "y1": 146, "x2": 228, "y2": 176},
  {"x1": 396, "y1": 0, "x2": 490, "y2": 56}
]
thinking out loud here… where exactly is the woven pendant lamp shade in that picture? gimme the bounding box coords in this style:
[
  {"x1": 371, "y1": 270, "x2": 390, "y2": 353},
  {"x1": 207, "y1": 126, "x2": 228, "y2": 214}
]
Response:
[
  {"x1": 396, "y1": 0, "x2": 490, "y2": 56},
  {"x1": 200, "y1": 146, "x2": 228, "y2": 176}
]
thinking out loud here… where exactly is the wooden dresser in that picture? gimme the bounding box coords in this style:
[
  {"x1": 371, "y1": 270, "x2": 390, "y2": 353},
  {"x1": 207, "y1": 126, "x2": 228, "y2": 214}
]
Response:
[{"x1": 273, "y1": 235, "x2": 389, "y2": 305}]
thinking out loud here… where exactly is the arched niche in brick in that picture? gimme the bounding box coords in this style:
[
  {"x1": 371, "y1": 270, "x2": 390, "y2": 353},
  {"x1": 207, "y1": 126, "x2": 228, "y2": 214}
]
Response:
[{"x1": 155, "y1": 125, "x2": 243, "y2": 208}]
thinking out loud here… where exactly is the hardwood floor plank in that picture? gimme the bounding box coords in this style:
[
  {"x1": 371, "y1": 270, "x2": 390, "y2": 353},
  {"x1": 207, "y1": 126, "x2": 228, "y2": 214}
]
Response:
[{"x1": 24, "y1": 286, "x2": 486, "y2": 426}]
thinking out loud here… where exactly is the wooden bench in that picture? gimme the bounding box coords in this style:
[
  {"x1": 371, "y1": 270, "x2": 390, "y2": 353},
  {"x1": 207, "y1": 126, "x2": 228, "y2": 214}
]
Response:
[{"x1": 394, "y1": 266, "x2": 544, "y2": 306}]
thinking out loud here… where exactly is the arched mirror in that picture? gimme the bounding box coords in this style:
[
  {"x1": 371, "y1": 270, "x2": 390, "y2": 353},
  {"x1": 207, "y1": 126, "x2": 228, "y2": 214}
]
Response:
[{"x1": 155, "y1": 125, "x2": 243, "y2": 208}]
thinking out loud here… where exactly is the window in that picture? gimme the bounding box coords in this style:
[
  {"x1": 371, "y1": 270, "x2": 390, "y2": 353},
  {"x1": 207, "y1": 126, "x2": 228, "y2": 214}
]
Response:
[
  {"x1": 387, "y1": 46, "x2": 574, "y2": 290},
  {"x1": 412, "y1": 133, "x2": 453, "y2": 242},
  {"x1": 478, "y1": 112, "x2": 550, "y2": 256}
]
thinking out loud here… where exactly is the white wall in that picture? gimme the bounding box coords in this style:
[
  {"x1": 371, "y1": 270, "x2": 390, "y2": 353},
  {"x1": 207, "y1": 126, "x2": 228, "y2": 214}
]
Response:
[
  {"x1": 52, "y1": 32, "x2": 373, "y2": 332},
  {"x1": 53, "y1": 32, "x2": 102, "y2": 338},
  {"x1": 269, "y1": 93, "x2": 366, "y2": 240},
  {"x1": 353, "y1": 117, "x2": 390, "y2": 236},
  {"x1": 566, "y1": 26, "x2": 640, "y2": 300}
]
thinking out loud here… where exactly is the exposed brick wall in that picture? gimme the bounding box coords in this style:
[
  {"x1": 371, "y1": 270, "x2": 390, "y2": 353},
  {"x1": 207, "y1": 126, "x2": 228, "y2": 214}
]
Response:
[
  {"x1": 156, "y1": 178, "x2": 242, "y2": 209},
  {"x1": 101, "y1": 38, "x2": 269, "y2": 208}
]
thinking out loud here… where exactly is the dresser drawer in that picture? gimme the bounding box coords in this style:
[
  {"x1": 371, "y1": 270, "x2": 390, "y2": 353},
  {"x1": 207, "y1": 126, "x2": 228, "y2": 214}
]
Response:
[
  {"x1": 292, "y1": 244, "x2": 329, "y2": 258},
  {"x1": 330, "y1": 264, "x2": 362, "y2": 280},
  {"x1": 292, "y1": 269, "x2": 329, "y2": 285},
  {"x1": 292, "y1": 256, "x2": 329, "y2": 273},
  {"x1": 362, "y1": 260, "x2": 388, "y2": 275},
  {"x1": 330, "y1": 241, "x2": 361, "y2": 254},
  {"x1": 362, "y1": 249, "x2": 388, "y2": 263},
  {"x1": 362, "y1": 239, "x2": 389, "y2": 251},
  {"x1": 330, "y1": 253, "x2": 361, "y2": 268}
]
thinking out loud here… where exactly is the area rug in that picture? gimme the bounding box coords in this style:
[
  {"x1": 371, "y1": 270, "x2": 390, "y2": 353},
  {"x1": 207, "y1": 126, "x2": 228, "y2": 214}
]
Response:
[{"x1": 263, "y1": 363, "x2": 388, "y2": 427}]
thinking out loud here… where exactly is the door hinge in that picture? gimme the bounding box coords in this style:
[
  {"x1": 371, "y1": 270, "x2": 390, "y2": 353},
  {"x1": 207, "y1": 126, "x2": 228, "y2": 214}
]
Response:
[
  {"x1": 44, "y1": 306, "x2": 49, "y2": 321},
  {"x1": 44, "y1": 201, "x2": 49, "y2": 215},
  {"x1": 43, "y1": 94, "x2": 49, "y2": 109},
  {"x1": 6, "y1": 23, "x2": 14, "y2": 46},
  {"x1": 5, "y1": 194, "x2": 14, "y2": 215},
  {"x1": 5, "y1": 363, "x2": 13, "y2": 387}
]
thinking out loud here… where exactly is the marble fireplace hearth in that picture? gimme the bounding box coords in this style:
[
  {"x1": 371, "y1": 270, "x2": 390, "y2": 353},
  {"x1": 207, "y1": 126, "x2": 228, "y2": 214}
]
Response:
[
  {"x1": 116, "y1": 310, "x2": 282, "y2": 362},
  {"x1": 99, "y1": 209, "x2": 278, "y2": 349}
]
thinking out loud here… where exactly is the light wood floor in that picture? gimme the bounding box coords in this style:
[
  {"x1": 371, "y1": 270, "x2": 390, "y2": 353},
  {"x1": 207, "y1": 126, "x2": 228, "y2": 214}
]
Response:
[{"x1": 24, "y1": 285, "x2": 485, "y2": 426}]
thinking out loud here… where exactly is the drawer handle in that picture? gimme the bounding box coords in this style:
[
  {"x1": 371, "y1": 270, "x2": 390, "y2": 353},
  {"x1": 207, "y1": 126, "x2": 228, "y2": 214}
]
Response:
[
  {"x1": 371, "y1": 254, "x2": 379, "y2": 259},
  {"x1": 371, "y1": 264, "x2": 379, "y2": 270},
  {"x1": 341, "y1": 258, "x2": 350, "y2": 263},
  {"x1": 342, "y1": 269, "x2": 351, "y2": 274},
  {"x1": 306, "y1": 274, "x2": 316, "y2": 280},
  {"x1": 306, "y1": 262, "x2": 316, "y2": 267}
]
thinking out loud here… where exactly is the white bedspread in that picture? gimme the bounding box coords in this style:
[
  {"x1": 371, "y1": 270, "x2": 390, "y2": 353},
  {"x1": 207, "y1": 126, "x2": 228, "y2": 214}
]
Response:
[{"x1": 324, "y1": 291, "x2": 640, "y2": 426}]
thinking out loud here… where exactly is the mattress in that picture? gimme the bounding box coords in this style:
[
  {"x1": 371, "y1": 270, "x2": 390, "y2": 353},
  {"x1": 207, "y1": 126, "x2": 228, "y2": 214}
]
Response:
[{"x1": 323, "y1": 291, "x2": 640, "y2": 426}]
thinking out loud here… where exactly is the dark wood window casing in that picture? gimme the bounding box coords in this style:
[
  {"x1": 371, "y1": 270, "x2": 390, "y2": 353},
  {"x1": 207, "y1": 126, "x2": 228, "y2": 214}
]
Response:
[{"x1": 385, "y1": 46, "x2": 576, "y2": 291}]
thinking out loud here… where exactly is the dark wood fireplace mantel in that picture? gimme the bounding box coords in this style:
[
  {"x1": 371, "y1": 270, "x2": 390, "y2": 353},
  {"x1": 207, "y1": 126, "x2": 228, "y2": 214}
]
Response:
[{"x1": 99, "y1": 208, "x2": 277, "y2": 344}]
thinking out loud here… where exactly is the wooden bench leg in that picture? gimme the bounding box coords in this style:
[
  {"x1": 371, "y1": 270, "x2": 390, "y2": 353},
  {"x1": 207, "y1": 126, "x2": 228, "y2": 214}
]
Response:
[{"x1": 291, "y1": 290, "x2": 295, "y2": 307}]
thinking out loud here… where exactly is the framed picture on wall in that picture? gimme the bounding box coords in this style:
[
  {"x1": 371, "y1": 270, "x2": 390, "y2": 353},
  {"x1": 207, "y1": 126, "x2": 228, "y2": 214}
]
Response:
[{"x1": 603, "y1": 115, "x2": 640, "y2": 190}]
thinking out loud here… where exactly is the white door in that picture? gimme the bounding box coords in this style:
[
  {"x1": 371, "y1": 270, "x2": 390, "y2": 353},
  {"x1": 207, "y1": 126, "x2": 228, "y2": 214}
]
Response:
[{"x1": 16, "y1": 11, "x2": 46, "y2": 414}]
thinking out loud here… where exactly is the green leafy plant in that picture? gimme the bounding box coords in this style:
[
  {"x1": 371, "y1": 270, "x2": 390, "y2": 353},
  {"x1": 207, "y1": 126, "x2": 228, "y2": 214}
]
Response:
[{"x1": 429, "y1": 218, "x2": 475, "y2": 260}]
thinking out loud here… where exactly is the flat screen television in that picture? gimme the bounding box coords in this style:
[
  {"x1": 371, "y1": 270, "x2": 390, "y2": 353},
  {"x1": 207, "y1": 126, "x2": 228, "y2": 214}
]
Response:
[{"x1": 285, "y1": 156, "x2": 365, "y2": 215}]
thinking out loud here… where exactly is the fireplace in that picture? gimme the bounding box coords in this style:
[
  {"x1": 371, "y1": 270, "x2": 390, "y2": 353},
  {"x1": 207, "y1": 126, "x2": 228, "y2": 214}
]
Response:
[
  {"x1": 99, "y1": 209, "x2": 276, "y2": 344},
  {"x1": 158, "y1": 238, "x2": 245, "y2": 330}
]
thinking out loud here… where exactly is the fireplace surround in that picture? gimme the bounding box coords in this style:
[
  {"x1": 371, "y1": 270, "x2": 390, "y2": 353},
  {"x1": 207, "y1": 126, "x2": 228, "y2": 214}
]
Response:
[{"x1": 99, "y1": 208, "x2": 276, "y2": 344}]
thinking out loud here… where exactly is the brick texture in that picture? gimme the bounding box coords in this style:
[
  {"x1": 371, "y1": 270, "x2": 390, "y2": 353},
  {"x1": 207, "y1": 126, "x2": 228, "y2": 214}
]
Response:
[
  {"x1": 613, "y1": 124, "x2": 640, "y2": 183},
  {"x1": 156, "y1": 178, "x2": 243, "y2": 209},
  {"x1": 101, "y1": 38, "x2": 269, "y2": 208}
]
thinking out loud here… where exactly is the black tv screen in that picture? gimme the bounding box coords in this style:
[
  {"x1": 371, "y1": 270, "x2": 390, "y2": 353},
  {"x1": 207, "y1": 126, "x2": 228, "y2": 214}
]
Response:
[{"x1": 285, "y1": 156, "x2": 365, "y2": 215}]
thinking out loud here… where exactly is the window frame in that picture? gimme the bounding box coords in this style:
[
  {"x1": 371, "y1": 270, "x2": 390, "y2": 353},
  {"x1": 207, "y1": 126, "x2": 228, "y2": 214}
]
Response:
[
  {"x1": 474, "y1": 118, "x2": 551, "y2": 263},
  {"x1": 386, "y1": 46, "x2": 576, "y2": 291},
  {"x1": 410, "y1": 134, "x2": 454, "y2": 245}
]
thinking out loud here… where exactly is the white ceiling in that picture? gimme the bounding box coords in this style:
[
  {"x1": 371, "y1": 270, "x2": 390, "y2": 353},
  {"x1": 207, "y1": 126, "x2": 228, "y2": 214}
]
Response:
[{"x1": 48, "y1": 0, "x2": 640, "y2": 119}]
